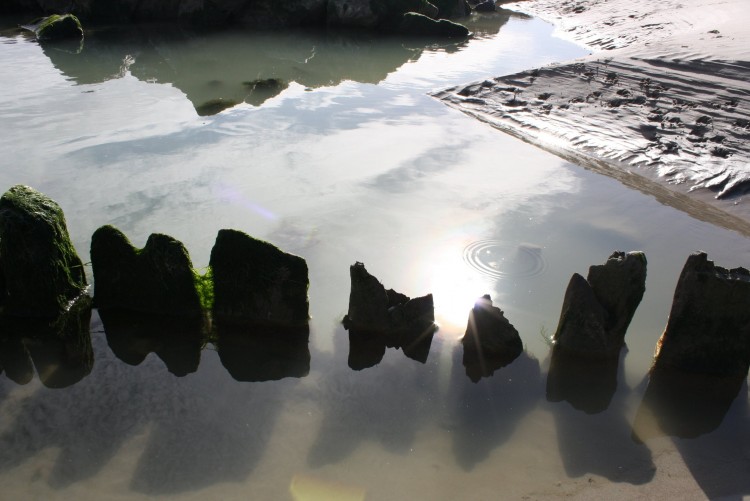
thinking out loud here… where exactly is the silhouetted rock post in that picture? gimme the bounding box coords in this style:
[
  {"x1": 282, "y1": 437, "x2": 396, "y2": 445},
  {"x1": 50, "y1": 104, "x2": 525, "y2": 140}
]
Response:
[
  {"x1": 461, "y1": 294, "x2": 522, "y2": 382},
  {"x1": 653, "y1": 251, "x2": 750, "y2": 376},
  {"x1": 210, "y1": 229, "x2": 309, "y2": 326},
  {"x1": 634, "y1": 252, "x2": 750, "y2": 439},
  {"x1": 0, "y1": 185, "x2": 88, "y2": 318},
  {"x1": 547, "y1": 251, "x2": 646, "y2": 412},
  {"x1": 343, "y1": 262, "x2": 435, "y2": 368},
  {"x1": 553, "y1": 251, "x2": 647, "y2": 355},
  {"x1": 91, "y1": 225, "x2": 203, "y2": 317}
]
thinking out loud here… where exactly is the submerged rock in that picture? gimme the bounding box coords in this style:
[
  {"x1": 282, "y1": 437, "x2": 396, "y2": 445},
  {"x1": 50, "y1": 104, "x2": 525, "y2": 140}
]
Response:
[
  {"x1": 195, "y1": 98, "x2": 240, "y2": 116},
  {"x1": 210, "y1": 229, "x2": 309, "y2": 326},
  {"x1": 553, "y1": 251, "x2": 646, "y2": 356},
  {"x1": 90, "y1": 225, "x2": 203, "y2": 317},
  {"x1": 343, "y1": 262, "x2": 435, "y2": 367},
  {"x1": 0, "y1": 185, "x2": 87, "y2": 318},
  {"x1": 398, "y1": 12, "x2": 470, "y2": 37},
  {"x1": 653, "y1": 252, "x2": 750, "y2": 376},
  {"x1": 24, "y1": 14, "x2": 84, "y2": 41},
  {"x1": 473, "y1": 0, "x2": 496, "y2": 12},
  {"x1": 461, "y1": 294, "x2": 522, "y2": 382}
]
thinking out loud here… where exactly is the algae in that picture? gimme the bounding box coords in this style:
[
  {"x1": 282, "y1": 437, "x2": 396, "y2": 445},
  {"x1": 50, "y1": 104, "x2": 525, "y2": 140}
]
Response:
[{"x1": 26, "y1": 14, "x2": 84, "y2": 41}]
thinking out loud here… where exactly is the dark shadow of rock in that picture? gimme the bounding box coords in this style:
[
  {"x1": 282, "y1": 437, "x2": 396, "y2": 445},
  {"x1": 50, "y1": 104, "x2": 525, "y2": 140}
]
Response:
[
  {"x1": 0, "y1": 295, "x2": 93, "y2": 388},
  {"x1": 129, "y1": 352, "x2": 292, "y2": 494},
  {"x1": 447, "y1": 347, "x2": 541, "y2": 470},
  {"x1": 546, "y1": 346, "x2": 622, "y2": 414},
  {"x1": 632, "y1": 365, "x2": 745, "y2": 441},
  {"x1": 216, "y1": 320, "x2": 310, "y2": 382},
  {"x1": 0, "y1": 324, "x2": 150, "y2": 488},
  {"x1": 672, "y1": 384, "x2": 750, "y2": 500},
  {"x1": 547, "y1": 349, "x2": 656, "y2": 485},
  {"x1": 98, "y1": 308, "x2": 204, "y2": 377},
  {"x1": 307, "y1": 323, "x2": 439, "y2": 467},
  {"x1": 461, "y1": 294, "x2": 522, "y2": 382}
]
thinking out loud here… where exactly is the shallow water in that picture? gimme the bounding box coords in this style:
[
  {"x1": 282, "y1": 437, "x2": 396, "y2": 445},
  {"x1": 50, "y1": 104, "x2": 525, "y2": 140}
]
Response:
[{"x1": 1, "y1": 12, "x2": 749, "y2": 500}]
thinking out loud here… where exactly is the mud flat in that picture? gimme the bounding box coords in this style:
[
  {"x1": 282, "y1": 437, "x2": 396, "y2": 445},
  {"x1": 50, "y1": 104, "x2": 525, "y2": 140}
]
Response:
[{"x1": 435, "y1": 0, "x2": 750, "y2": 233}]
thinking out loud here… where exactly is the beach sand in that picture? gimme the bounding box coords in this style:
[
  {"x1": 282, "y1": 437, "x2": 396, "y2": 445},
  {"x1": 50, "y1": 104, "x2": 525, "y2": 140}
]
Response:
[{"x1": 435, "y1": 0, "x2": 750, "y2": 233}]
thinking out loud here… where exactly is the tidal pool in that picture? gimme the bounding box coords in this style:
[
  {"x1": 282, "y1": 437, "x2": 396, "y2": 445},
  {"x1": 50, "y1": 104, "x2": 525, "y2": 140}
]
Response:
[{"x1": 0, "y1": 11, "x2": 749, "y2": 500}]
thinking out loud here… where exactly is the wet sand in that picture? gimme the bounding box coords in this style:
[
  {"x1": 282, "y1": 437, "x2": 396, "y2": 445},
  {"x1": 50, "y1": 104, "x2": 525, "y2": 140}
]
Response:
[{"x1": 435, "y1": 0, "x2": 750, "y2": 232}]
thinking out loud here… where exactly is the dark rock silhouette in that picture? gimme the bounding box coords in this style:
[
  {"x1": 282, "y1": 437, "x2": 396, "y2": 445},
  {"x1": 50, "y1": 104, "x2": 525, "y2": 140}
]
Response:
[
  {"x1": 216, "y1": 320, "x2": 310, "y2": 382},
  {"x1": 473, "y1": 0, "x2": 496, "y2": 13},
  {"x1": 0, "y1": 295, "x2": 93, "y2": 388},
  {"x1": 653, "y1": 251, "x2": 750, "y2": 376},
  {"x1": 22, "y1": 13, "x2": 83, "y2": 41},
  {"x1": 210, "y1": 229, "x2": 309, "y2": 326},
  {"x1": 461, "y1": 294, "x2": 522, "y2": 382},
  {"x1": 98, "y1": 308, "x2": 204, "y2": 377},
  {"x1": 553, "y1": 251, "x2": 646, "y2": 356},
  {"x1": 91, "y1": 225, "x2": 203, "y2": 318},
  {"x1": 546, "y1": 345, "x2": 622, "y2": 414},
  {"x1": 343, "y1": 262, "x2": 435, "y2": 368},
  {"x1": 0, "y1": 185, "x2": 87, "y2": 318}
]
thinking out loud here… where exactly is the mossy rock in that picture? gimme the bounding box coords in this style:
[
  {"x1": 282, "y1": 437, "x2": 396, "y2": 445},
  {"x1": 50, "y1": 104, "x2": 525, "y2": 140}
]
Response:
[
  {"x1": 0, "y1": 185, "x2": 87, "y2": 318},
  {"x1": 28, "y1": 14, "x2": 84, "y2": 41},
  {"x1": 210, "y1": 229, "x2": 309, "y2": 326},
  {"x1": 398, "y1": 12, "x2": 470, "y2": 37},
  {"x1": 90, "y1": 225, "x2": 203, "y2": 317}
]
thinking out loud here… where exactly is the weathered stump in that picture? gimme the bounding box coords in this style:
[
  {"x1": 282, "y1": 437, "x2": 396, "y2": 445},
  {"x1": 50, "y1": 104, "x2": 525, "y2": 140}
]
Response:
[
  {"x1": 461, "y1": 294, "x2": 523, "y2": 382},
  {"x1": 91, "y1": 225, "x2": 203, "y2": 317},
  {"x1": 0, "y1": 185, "x2": 87, "y2": 318}
]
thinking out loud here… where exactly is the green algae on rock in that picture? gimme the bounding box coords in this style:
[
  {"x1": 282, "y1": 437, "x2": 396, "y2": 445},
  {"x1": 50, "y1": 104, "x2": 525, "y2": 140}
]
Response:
[
  {"x1": 25, "y1": 14, "x2": 84, "y2": 41},
  {"x1": 210, "y1": 229, "x2": 309, "y2": 326},
  {"x1": 90, "y1": 225, "x2": 203, "y2": 317},
  {"x1": 0, "y1": 185, "x2": 87, "y2": 318}
]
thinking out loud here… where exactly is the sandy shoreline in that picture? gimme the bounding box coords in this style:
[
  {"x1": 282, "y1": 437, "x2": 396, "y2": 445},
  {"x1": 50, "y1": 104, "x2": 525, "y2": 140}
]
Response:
[{"x1": 435, "y1": 0, "x2": 750, "y2": 234}]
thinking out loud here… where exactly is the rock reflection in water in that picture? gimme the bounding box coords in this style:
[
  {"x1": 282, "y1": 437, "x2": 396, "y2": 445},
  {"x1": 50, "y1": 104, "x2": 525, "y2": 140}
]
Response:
[
  {"x1": 98, "y1": 308, "x2": 203, "y2": 377},
  {"x1": 216, "y1": 320, "x2": 310, "y2": 382},
  {"x1": 308, "y1": 324, "x2": 438, "y2": 467},
  {"x1": 547, "y1": 347, "x2": 656, "y2": 485},
  {"x1": 0, "y1": 295, "x2": 93, "y2": 388},
  {"x1": 546, "y1": 346, "x2": 622, "y2": 414},
  {"x1": 37, "y1": 13, "x2": 512, "y2": 115}
]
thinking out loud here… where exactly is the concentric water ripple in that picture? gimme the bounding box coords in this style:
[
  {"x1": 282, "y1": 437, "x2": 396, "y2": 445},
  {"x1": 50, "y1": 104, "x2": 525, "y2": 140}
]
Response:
[{"x1": 463, "y1": 240, "x2": 547, "y2": 279}]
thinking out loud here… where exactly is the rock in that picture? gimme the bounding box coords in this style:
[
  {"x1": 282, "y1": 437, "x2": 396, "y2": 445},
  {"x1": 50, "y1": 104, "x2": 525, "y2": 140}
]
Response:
[
  {"x1": 473, "y1": 0, "x2": 496, "y2": 12},
  {"x1": 348, "y1": 329, "x2": 387, "y2": 370},
  {"x1": 429, "y1": 0, "x2": 470, "y2": 18},
  {"x1": 90, "y1": 225, "x2": 203, "y2": 317},
  {"x1": 343, "y1": 262, "x2": 436, "y2": 365},
  {"x1": 210, "y1": 229, "x2": 309, "y2": 326},
  {"x1": 239, "y1": 0, "x2": 327, "y2": 28},
  {"x1": 587, "y1": 251, "x2": 647, "y2": 346},
  {"x1": 195, "y1": 98, "x2": 240, "y2": 116},
  {"x1": 24, "y1": 14, "x2": 83, "y2": 41},
  {"x1": 461, "y1": 294, "x2": 523, "y2": 382},
  {"x1": 553, "y1": 251, "x2": 646, "y2": 356},
  {"x1": 326, "y1": 0, "x2": 442, "y2": 29},
  {"x1": 653, "y1": 252, "x2": 750, "y2": 376},
  {"x1": 398, "y1": 12, "x2": 470, "y2": 37},
  {"x1": 0, "y1": 185, "x2": 87, "y2": 318}
]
